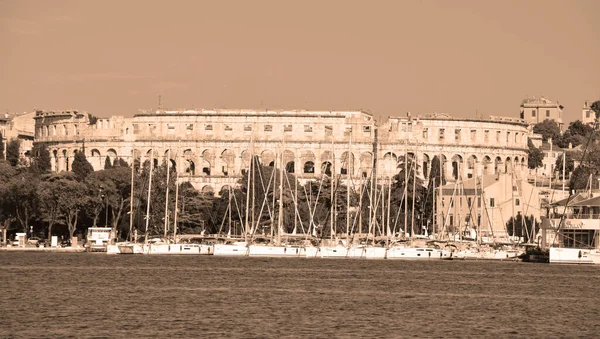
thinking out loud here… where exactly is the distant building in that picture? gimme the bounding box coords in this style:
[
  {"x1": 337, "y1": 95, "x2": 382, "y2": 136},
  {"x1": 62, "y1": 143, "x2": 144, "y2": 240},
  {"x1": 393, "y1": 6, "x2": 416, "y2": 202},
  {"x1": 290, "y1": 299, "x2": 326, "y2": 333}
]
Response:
[
  {"x1": 581, "y1": 100, "x2": 597, "y2": 125},
  {"x1": 0, "y1": 111, "x2": 36, "y2": 162},
  {"x1": 520, "y1": 96, "x2": 564, "y2": 130},
  {"x1": 438, "y1": 173, "x2": 540, "y2": 239}
]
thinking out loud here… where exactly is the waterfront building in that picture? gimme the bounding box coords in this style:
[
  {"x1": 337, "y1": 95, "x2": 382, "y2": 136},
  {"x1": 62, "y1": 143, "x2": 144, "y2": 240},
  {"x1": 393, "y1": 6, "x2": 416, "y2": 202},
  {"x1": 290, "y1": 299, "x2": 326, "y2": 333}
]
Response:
[
  {"x1": 0, "y1": 111, "x2": 36, "y2": 162},
  {"x1": 582, "y1": 100, "x2": 598, "y2": 126},
  {"x1": 438, "y1": 172, "x2": 540, "y2": 240},
  {"x1": 519, "y1": 96, "x2": 564, "y2": 130}
]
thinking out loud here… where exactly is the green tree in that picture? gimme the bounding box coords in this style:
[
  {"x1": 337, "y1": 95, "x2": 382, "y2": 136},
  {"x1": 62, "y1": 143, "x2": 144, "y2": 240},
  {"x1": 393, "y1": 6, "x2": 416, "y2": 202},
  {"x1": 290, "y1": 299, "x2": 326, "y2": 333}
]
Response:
[
  {"x1": 56, "y1": 174, "x2": 88, "y2": 239},
  {"x1": 557, "y1": 120, "x2": 594, "y2": 149},
  {"x1": 506, "y1": 214, "x2": 539, "y2": 240},
  {"x1": 554, "y1": 152, "x2": 575, "y2": 179},
  {"x1": 71, "y1": 150, "x2": 94, "y2": 181},
  {"x1": 390, "y1": 155, "x2": 426, "y2": 236},
  {"x1": 6, "y1": 139, "x2": 21, "y2": 167},
  {"x1": 37, "y1": 174, "x2": 65, "y2": 239},
  {"x1": 30, "y1": 143, "x2": 52, "y2": 173},
  {"x1": 5, "y1": 171, "x2": 39, "y2": 234},
  {"x1": 532, "y1": 120, "x2": 561, "y2": 144},
  {"x1": 104, "y1": 156, "x2": 113, "y2": 169},
  {"x1": 527, "y1": 139, "x2": 544, "y2": 169}
]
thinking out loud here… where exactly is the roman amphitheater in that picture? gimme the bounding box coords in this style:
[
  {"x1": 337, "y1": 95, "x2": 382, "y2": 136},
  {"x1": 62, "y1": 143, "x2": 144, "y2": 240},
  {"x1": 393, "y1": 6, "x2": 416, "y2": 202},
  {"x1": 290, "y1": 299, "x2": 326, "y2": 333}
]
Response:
[{"x1": 33, "y1": 109, "x2": 531, "y2": 193}]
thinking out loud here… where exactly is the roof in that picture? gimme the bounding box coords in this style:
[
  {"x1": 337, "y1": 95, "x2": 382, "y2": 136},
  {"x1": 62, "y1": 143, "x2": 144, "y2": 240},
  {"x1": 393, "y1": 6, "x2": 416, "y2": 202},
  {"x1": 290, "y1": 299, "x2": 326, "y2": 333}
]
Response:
[
  {"x1": 549, "y1": 193, "x2": 589, "y2": 207},
  {"x1": 570, "y1": 195, "x2": 600, "y2": 207}
]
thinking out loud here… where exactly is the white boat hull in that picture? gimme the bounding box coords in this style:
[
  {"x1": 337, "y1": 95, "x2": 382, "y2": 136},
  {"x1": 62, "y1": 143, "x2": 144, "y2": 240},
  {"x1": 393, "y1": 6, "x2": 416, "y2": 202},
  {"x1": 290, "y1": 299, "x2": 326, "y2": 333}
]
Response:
[
  {"x1": 549, "y1": 247, "x2": 594, "y2": 264},
  {"x1": 346, "y1": 246, "x2": 387, "y2": 259},
  {"x1": 248, "y1": 245, "x2": 305, "y2": 257},
  {"x1": 213, "y1": 243, "x2": 248, "y2": 256},
  {"x1": 387, "y1": 247, "x2": 452, "y2": 260},
  {"x1": 319, "y1": 246, "x2": 349, "y2": 258}
]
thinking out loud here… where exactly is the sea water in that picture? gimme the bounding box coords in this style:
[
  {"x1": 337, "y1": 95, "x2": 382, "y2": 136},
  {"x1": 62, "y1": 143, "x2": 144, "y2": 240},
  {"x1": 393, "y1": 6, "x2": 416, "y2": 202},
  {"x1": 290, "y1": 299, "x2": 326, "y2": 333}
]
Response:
[{"x1": 1, "y1": 253, "x2": 599, "y2": 338}]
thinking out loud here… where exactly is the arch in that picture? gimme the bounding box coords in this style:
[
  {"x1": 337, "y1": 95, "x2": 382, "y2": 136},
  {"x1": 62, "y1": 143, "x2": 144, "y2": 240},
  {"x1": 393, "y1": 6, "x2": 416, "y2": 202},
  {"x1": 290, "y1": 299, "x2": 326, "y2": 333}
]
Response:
[
  {"x1": 482, "y1": 156, "x2": 492, "y2": 174},
  {"x1": 201, "y1": 185, "x2": 214, "y2": 195},
  {"x1": 107, "y1": 148, "x2": 117, "y2": 165},
  {"x1": 260, "y1": 150, "x2": 275, "y2": 166},
  {"x1": 303, "y1": 161, "x2": 315, "y2": 174},
  {"x1": 90, "y1": 149, "x2": 102, "y2": 170},
  {"x1": 283, "y1": 150, "x2": 295, "y2": 172},
  {"x1": 359, "y1": 152, "x2": 373, "y2": 177},
  {"x1": 422, "y1": 153, "x2": 431, "y2": 179},
  {"x1": 220, "y1": 149, "x2": 235, "y2": 175},
  {"x1": 185, "y1": 160, "x2": 196, "y2": 175},
  {"x1": 300, "y1": 150, "x2": 316, "y2": 174},
  {"x1": 466, "y1": 155, "x2": 477, "y2": 179},
  {"x1": 382, "y1": 152, "x2": 397, "y2": 175},
  {"x1": 220, "y1": 185, "x2": 232, "y2": 195},
  {"x1": 451, "y1": 154, "x2": 463, "y2": 180},
  {"x1": 321, "y1": 161, "x2": 332, "y2": 176},
  {"x1": 285, "y1": 161, "x2": 295, "y2": 173},
  {"x1": 505, "y1": 156, "x2": 513, "y2": 174},
  {"x1": 494, "y1": 156, "x2": 502, "y2": 174},
  {"x1": 241, "y1": 150, "x2": 251, "y2": 168},
  {"x1": 320, "y1": 151, "x2": 333, "y2": 162},
  {"x1": 340, "y1": 151, "x2": 355, "y2": 175},
  {"x1": 201, "y1": 149, "x2": 214, "y2": 175}
]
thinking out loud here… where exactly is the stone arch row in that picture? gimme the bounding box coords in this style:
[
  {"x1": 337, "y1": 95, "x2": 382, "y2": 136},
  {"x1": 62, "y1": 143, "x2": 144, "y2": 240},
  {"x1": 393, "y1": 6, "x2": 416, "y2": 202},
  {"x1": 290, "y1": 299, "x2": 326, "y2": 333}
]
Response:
[
  {"x1": 379, "y1": 151, "x2": 527, "y2": 180},
  {"x1": 49, "y1": 147, "x2": 527, "y2": 180}
]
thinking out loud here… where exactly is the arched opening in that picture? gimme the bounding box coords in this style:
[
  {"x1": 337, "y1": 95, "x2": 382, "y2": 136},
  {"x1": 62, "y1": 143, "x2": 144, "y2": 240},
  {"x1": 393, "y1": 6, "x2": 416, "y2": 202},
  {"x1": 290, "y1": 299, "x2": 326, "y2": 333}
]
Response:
[
  {"x1": 221, "y1": 149, "x2": 235, "y2": 176},
  {"x1": 286, "y1": 161, "x2": 295, "y2": 173},
  {"x1": 382, "y1": 152, "x2": 397, "y2": 175},
  {"x1": 340, "y1": 151, "x2": 355, "y2": 176},
  {"x1": 261, "y1": 150, "x2": 275, "y2": 167},
  {"x1": 321, "y1": 161, "x2": 332, "y2": 176},
  {"x1": 304, "y1": 161, "x2": 315, "y2": 174},
  {"x1": 451, "y1": 155, "x2": 463, "y2": 180},
  {"x1": 186, "y1": 160, "x2": 196, "y2": 175},
  {"x1": 422, "y1": 154, "x2": 430, "y2": 179}
]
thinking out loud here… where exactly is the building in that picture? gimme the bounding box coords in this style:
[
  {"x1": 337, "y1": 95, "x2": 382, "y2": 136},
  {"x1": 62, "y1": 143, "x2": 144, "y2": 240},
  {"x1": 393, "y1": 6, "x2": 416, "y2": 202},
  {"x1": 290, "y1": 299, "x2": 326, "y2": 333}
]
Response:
[
  {"x1": 438, "y1": 173, "x2": 540, "y2": 239},
  {"x1": 0, "y1": 111, "x2": 36, "y2": 162},
  {"x1": 520, "y1": 96, "x2": 564, "y2": 130},
  {"x1": 33, "y1": 108, "x2": 532, "y2": 197},
  {"x1": 582, "y1": 100, "x2": 598, "y2": 125}
]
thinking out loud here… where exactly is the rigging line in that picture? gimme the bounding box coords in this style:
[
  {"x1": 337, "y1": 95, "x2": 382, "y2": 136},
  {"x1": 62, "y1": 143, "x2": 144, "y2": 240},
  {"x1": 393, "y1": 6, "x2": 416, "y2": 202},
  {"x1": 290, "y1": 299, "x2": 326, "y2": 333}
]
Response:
[
  {"x1": 390, "y1": 158, "x2": 415, "y2": 235},
  {"x1": 283, "y1": 170, "x2": 307, "y2": 236},
  {"x1": 348, "y1": 171, "x2": 372, "y2": 236}
]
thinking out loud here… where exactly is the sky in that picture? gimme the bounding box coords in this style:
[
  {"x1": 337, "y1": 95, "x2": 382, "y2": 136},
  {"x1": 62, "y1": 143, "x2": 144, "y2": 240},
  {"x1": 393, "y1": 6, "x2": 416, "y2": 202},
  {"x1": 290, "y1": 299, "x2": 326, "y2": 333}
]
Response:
[{"x1": 1, "y1": 0, "x2": 599, "y2": 123}]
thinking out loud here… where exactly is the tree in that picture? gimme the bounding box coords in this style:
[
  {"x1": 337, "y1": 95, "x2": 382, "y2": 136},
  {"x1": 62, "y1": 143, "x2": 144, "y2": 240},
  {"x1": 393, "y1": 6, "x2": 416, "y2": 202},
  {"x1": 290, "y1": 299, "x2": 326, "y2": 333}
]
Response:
[
  {"x1": 71, "y1": 150, "x2": 94, "y2": 181},
  {"x1": 104, "y1": 156, "x2": 112, "y2": 169},
  {"x1": 527, "y1": 139, "x2": 544, "y2": 169},
  {"x1": 37, "y1": 175, "x2": 65, "y2": 239},
  {"x1": 569, "y1": 166, "x2": 594, "y2": 191},
  {"x1": 6, "y1": 139, "x2": 21, "y2": 166},
  {"x1": 557, "y1": 120, "x2": 594, "y2": 149},
  {"x1": 56, "y1": 175, "x2": 88, "y2": 239},
  {"x1": 506, "y1": 214, "x2": 539, "y2": 240},
  {"x1": 423, "y1": 156, "x2": 445, "y2": 233},
  {"x1": 532, "y1": 120, "x2": 561, "y2": 144},
  {"x1": 5, "y1": 171, "x2": 39, "y2": 234},
  {"x1": 554, "y1": 152, "x2": 575, "y2": 179},
  {"x1": 30, "y1": 143, "x2": 52, "y2": 173},
  {"x1": 389, "y1": 155, "x2": 426, "y2": 236},
  {"x1": 0, "y1": 132, "x2": 4, "y2": 160}
]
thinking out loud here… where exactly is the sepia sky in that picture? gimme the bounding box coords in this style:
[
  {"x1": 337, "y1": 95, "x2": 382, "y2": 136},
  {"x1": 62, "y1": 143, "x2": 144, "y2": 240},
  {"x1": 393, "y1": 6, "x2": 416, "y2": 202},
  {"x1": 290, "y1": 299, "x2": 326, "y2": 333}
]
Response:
[{"x1": 1, "y1": 0, "x2": 599, "y2": 123}]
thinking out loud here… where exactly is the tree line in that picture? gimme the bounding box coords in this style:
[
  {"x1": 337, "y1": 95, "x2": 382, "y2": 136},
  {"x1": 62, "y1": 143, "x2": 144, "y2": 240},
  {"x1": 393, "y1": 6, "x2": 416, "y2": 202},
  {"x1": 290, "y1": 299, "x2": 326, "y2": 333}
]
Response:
[{"x1": 0, "y1": 142, "x2": 450, "y2": 242}]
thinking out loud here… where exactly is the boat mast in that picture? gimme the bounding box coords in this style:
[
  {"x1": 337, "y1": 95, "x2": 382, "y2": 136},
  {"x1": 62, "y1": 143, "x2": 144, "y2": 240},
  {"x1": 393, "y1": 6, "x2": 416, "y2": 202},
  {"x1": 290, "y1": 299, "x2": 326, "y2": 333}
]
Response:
[
  {"x1": 277, "y1": 148, "x2": 284, "y2": 245},
  {"x1": 173, "y1": 143, "x2": 180, "y2": 240},
  {"x1": 411, "y1": 158, "x2": 416, "y2": 237},
  {"x1": 144, "y1": 148, "x2": 154, "y2": 244},
  {"x1": 432, "y1": 177, "x2": 436, "y2": 238},
  {"x1": 129, "y1": 149, "x2": 135, "y2": 242},
  {"x1": 404, "y1": 139, "x2": 408, "y2": 238},
  {"x1": 164, "y1": 148, "x2": 171, "y2": 239},
  {"x1": 244, "y1": 137, "x2": 252, "y2": 243}
]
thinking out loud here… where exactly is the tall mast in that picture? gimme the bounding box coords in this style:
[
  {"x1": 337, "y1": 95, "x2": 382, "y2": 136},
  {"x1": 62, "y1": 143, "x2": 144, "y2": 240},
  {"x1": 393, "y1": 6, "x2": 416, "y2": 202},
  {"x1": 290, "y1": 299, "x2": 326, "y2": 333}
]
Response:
[
  {"x1": 346, "y1": 133, "x2": 351, "y2": 240},
  {"x1": 330, "y1": 138, "x2": 335, "y2": 240},
  {"x1": 432, "y1": 177, "x2": 436, "y2": 238},
  {"x1": 411, "y1": 160, "x2": 416, "y2": 238},
  {"x1": 244, "y1": 137, "x2": 252, "y2": 243},
  {"x1": 173, "y1": 142, "x2": 181, "y2": 240},
  {"x1": 129, "y1": 149, "x2": 135, "y2": 242},
  {"x1": 144, "y1": 148, "x2": 154, "y2": 244},
  {"x1": 163, "y1": 148, "x2": 171, "y2": 239},
  {"x1": 404, "y1": 139, "x2": 408, "y2": 238},
  {"x1": 277, "y1": 149, "x2": 284, "y2": 245}
]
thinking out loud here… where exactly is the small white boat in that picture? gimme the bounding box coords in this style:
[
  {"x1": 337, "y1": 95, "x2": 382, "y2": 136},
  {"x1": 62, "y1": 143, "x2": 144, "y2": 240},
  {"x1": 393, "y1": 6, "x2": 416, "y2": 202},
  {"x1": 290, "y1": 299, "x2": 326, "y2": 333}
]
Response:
[
  {"x1": 319, "y1": 245, "x2": 349, "y2": 258},
  {"x1": 346, "y1": 246, "x2": 387, "y2": 259},
  {"x1": 387, "y1": 246, "x2": 452, "y2": 260},
  {"x1": 453, "y1": 248, "x2": 521, "y2": 261},
  {"x1": 549, "y1": 247, "x2": 595, "y2": 264},
  {"x1": 213, "y1": 242, "x2": 248, "y2": 256},
  {"x1": 248, "y1": 244, "x2": 305, "y2": 257}
]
